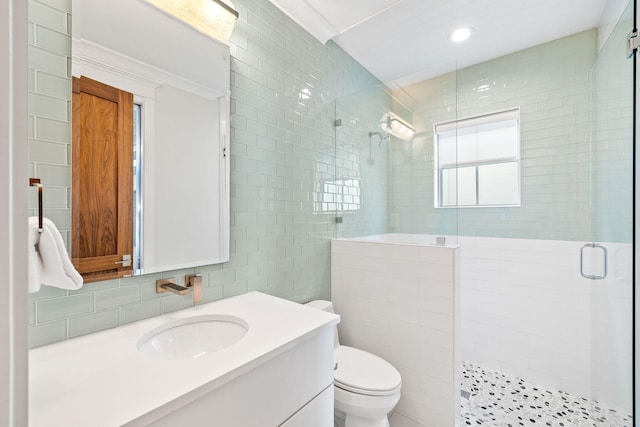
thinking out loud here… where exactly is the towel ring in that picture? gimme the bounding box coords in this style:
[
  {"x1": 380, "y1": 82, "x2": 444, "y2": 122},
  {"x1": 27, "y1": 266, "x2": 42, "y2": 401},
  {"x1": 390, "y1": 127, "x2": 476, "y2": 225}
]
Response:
[{"x1": 29, "y1": 178, "x2": 43, "y2": 233}]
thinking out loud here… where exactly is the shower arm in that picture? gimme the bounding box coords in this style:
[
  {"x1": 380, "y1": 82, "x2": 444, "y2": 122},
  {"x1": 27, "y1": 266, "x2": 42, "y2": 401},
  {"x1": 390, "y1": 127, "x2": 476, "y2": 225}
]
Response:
[{"x1": 369, "y1": 131, "x2": 389, "y2": 146}]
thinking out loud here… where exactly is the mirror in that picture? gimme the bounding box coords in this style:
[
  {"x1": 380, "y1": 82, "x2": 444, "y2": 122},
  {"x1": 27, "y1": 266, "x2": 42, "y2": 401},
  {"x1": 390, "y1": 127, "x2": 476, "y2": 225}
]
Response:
[{"x1": 71, "y1": 0, "x2": 230, "y2": 279}]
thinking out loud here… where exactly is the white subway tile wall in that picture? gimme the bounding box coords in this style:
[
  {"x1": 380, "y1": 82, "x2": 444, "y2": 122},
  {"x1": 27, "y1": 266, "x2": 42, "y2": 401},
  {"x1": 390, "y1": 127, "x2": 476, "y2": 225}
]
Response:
[{"x1": 28, "y1": 0, "x2": 390, "y2": 348}]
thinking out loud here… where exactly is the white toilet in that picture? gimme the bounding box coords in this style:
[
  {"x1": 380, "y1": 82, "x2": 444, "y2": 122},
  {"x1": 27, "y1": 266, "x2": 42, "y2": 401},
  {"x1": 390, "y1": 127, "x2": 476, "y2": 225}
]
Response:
[{"x1": 306, "y1": 300, "x2": 402, "y2": 427}]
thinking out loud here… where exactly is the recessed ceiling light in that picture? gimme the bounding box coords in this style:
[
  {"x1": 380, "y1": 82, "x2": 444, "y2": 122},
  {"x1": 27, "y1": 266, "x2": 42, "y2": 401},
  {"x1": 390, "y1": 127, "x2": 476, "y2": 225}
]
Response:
[{"x1": 450, "y1": 27, "x2": 473, "y2": 43}]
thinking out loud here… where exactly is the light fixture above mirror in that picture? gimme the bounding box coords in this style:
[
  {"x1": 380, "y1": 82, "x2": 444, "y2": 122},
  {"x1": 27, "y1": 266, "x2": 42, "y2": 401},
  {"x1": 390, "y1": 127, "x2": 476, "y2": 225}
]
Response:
[{"x1": 140, "y1": 0, "x2": 239, "y2": 43}]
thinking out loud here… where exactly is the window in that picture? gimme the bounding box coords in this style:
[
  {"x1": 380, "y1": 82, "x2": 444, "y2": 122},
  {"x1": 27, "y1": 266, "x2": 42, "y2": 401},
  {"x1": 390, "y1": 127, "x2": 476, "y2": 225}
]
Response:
[{"x1": 434, "y1": 108, "x2": 520, "y2": 207}]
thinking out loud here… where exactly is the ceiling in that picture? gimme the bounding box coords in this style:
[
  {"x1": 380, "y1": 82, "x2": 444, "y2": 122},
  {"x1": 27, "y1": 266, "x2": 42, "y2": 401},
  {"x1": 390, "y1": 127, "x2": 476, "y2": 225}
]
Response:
[{"x1": 268, "y1": 0, "x2": 612, "y2": 89}]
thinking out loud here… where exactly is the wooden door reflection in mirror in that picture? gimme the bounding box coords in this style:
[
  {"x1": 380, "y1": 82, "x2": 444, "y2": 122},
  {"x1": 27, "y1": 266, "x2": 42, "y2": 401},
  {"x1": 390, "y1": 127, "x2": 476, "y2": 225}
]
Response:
[{"x1": 72, "y1": 76, "x2": 133, "y2": 282}]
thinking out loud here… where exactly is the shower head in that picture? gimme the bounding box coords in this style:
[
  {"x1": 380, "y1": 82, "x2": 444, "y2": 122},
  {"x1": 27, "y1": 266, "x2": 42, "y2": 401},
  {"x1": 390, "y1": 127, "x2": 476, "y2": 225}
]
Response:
[
  {"x1": 367, "y1": 130, "x2": 390, "y2": 166},
  {"x1": 369, "y1": 131, "x2": 390, "y2": 146}
]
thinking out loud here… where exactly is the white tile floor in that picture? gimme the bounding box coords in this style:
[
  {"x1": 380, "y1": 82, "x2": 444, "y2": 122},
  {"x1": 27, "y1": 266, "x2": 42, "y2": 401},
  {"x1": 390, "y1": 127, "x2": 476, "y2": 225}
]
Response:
[{"x1": 458, "y1": 362, "x2": 633, "y2": 427}]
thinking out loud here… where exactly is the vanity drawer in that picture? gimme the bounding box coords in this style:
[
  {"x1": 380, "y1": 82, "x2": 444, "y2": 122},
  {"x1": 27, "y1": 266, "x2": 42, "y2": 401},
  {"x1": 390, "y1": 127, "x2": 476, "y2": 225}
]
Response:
[{"x1": 280, "y1": 385, "x2": 333, "y2": 427}]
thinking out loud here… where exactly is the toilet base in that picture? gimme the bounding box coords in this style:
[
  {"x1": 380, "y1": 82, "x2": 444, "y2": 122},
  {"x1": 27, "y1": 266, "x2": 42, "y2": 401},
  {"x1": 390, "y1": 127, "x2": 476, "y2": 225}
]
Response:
[
  {"x1": 334, "y1": 381, "x2": 400, "y2": 427},
  {"x1": 335, "y1": 409, "x2": 390, "y2": 427}
]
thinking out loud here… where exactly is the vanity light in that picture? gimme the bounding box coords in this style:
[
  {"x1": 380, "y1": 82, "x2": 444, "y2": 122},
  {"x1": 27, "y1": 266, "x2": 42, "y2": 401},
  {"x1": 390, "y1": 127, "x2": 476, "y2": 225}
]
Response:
[
  {"x1": 142, "y1": 0, "x2": 239, "y2": 43},
  {"x1": 450, "y1": 26, "x2": 473, "y2": 43},
  {"x1": 380, "y1": 113, "x2": 416, "y2": 142}
]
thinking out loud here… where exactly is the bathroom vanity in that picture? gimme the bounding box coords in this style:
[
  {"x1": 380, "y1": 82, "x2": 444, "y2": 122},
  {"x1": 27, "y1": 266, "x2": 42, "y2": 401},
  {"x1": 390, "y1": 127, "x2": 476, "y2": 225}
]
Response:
[{"x1": 29, "y1": 292, "x2": 339, "y2": 426}]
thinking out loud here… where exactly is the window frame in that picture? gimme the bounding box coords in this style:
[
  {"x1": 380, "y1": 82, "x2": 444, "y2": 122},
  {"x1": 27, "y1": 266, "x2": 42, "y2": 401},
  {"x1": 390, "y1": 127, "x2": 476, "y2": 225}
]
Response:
[
  {"x1": 434, "y1": 108, "x2": 521, "y2": 208},
  {"x1": 133, "y1": 102, "x2": 143, "y2": 272}
]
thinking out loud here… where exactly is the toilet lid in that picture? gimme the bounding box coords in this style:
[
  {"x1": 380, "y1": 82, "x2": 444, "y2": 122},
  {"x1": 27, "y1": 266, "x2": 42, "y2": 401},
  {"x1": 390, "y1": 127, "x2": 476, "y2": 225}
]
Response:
[{"x1": 334, "y1": 346, "x2": 401, "y2": 396}]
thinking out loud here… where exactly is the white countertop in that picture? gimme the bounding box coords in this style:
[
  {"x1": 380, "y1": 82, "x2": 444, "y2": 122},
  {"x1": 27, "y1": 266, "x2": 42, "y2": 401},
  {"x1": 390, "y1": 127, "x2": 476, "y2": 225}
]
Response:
[{"x1": 29, "y1": 292, "x2": 339, "y2": 426}]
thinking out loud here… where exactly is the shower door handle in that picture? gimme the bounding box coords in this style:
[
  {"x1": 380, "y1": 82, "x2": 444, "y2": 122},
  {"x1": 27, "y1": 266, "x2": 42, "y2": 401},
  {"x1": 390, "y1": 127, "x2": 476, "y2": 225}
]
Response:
[{"x1": 580, "y1": 243, "x2": 607, "y2": 280}]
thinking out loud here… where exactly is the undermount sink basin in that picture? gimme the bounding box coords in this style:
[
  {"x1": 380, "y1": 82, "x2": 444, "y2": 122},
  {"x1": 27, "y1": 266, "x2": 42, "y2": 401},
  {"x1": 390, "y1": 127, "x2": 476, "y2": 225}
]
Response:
[{"x1": 137, "y1": 314, "x2": 249, "y2": 359}]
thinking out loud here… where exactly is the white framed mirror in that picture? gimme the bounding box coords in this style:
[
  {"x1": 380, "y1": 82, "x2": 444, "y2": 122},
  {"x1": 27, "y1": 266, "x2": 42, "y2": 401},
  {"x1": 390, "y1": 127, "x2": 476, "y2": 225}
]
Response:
[{"x1": 71, "y1": 0, "x2": 230, "y2": 278}]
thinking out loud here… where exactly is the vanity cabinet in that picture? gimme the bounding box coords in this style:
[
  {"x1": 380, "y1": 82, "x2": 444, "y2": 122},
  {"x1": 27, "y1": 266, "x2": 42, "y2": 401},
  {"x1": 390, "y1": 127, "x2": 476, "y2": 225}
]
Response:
[
  {"x1": 29, "y1": 292, "x2": 339, "y2": 427},
  {"x1": 144, "y1": 326, "x2": 335, "y2": 427}
]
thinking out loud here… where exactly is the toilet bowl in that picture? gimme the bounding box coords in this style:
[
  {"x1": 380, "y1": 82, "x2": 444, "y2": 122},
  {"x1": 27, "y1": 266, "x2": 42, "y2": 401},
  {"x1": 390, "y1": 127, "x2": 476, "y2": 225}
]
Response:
[{"x1": 305, "y1": 300, "x2": 402, "y2": 427}]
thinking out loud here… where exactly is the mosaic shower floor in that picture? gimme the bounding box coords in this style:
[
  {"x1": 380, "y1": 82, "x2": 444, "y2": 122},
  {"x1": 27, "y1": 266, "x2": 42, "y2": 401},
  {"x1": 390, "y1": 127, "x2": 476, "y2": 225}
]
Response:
[{"x1": 458, "y1": 362, "x2": 633, "y2": 427}]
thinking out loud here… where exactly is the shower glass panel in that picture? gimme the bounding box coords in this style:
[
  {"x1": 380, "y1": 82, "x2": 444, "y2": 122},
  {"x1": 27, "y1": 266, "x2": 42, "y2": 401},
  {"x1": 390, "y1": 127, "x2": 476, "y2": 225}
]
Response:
[
  {"x1": 452, "y1": 4, "x2": 635, "y2": 426},
  {"x1": 332, "y1": 78, "x2": 461, "y2": 243},
  {"x1": 332, "y1": 84, "x2": 394, "y2": 239},
  {"x1": 588, "y1": 0, "x2": 634, "y2": 418},
  {"x1": 388, "y1": 67, "x2": 460, "y2": 244}
]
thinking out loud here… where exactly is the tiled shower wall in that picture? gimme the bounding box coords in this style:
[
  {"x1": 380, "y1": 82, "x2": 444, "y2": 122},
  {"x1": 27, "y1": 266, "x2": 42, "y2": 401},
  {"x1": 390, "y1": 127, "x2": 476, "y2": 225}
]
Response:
[{"x1": 27, "y1": 0, "x2": 389, "y2": 347}]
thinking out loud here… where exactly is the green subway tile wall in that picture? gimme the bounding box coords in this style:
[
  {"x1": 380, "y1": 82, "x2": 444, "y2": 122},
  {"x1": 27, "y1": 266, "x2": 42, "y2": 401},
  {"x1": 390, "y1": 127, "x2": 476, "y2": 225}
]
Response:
[
  {"x1": 27, "y1": 0, "x2": 389, "y2": 347},
  {"x1": 28, "y1": 0, "x2": 71, "y2": 245}
]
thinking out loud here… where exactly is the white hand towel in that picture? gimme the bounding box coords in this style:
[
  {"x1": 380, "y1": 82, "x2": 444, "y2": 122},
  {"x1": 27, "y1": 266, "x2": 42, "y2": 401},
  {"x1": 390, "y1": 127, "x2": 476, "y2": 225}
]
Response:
[
  {"x1": 28, "y1": 217, "x2": 43, "y2": 293},
  {"x1": 40, "y1": 217, "x2": 83, "y2": 290},
  {"x1": 28, "y1": 217, "x2": 84, "y2": 292}
]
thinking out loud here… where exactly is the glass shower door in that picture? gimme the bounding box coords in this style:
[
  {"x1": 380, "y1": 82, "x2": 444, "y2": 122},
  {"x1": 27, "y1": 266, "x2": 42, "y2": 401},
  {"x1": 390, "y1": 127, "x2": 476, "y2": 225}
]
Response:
[
  {"x1": 450, "y1": 6, "x2": 636, "y2": 425},
  {"x1": 586, "y1": 1, "x2": 635, "y2": 422}
]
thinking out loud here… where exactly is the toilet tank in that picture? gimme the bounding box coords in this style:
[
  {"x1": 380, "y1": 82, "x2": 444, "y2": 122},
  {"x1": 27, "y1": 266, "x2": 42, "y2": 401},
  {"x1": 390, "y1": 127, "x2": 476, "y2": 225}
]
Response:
[
  {"x1": 305, "y1": 300, "x2": 334, "y2": 313},
  {"x1": 305, "y1": 300, "x2": 340, "y2": 348}
]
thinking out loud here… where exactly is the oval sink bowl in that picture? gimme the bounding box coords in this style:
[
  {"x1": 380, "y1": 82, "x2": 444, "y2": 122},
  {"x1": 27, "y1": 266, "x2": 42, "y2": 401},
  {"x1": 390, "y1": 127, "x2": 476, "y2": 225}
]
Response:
[{"x1": 138, "y1": 314, "x2": 249, "y2": 359}]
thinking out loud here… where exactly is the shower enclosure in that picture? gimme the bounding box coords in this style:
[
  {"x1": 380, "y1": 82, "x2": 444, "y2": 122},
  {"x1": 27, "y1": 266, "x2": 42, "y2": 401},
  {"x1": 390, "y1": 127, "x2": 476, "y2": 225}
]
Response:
[{"x1": 329, "y1": 1, "x2": 635, "y2": 425}]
